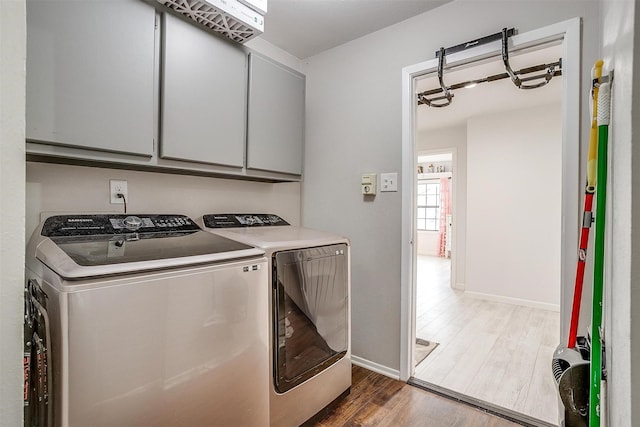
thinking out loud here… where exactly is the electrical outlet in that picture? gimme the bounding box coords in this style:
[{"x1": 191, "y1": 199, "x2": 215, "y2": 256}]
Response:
[{"x1": 110, "y1": 180, "x2": 128, "y2": 204}]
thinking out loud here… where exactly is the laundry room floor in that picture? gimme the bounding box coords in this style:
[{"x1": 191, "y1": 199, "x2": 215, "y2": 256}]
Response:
[
  {"x1": 308, "y1": 365, "x2": 520, "y2": 427},
  {"x1": 413, "y1": 255, "x2": 560, "y2": 425}
]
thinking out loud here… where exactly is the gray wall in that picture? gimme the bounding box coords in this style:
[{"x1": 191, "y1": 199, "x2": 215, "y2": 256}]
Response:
[
  {"x1": 633, "y1": 4, "x2": 640, "y2": 422},
  {"x1": 26, "y1": 162, "x2": 301, "y2": 241},
  {"x1": 302, "y1": 0, "x2": 601, "y2": 372},
  {"x1": 600, "y1": 1, "x2": 639, "y2": 426},
  {"x1": 0, "y1": 1, "x2": 26, "y2": 425}
]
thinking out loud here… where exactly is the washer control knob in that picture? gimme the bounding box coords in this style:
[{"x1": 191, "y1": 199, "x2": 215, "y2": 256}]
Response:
[
  {"x1": 123, "y1": 216, "x2": 143, "y2": 231},
  {"x1": 244, "y1": 216, "x2": 256, "y2": 225}
]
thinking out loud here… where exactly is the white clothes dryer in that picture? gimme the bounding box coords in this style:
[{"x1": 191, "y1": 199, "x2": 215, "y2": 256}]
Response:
[{"x1": 198, "y1": 213, "x2": 351, "y2": 427}]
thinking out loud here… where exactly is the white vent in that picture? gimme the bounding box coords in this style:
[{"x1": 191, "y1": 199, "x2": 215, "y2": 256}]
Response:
[{"x1": 157, "y1": 0, "x2": 264, "y2": 44}]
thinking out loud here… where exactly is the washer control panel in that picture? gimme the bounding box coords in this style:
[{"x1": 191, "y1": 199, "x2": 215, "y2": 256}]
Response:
[
  {"x1": 42, "y1": 214, "x2": 200, "y2": 236},
  {"x1": 203, "y1": 214, "x2": 290, "y2": 228}
]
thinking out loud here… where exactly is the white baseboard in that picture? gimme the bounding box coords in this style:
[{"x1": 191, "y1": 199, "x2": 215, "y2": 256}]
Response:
[
  {"x1": 351, "y1": 355, "x2": 400, "y2": 380},
  {"x1": 453, "y1": 282, "x2": 465, "y2": 290},
  {"x1": 464, "y1": 290, "x2": 560, "y2": 312}
]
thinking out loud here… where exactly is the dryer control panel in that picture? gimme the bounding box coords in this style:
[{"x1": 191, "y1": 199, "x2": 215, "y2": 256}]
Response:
[
  {"x1": 203, "y1": 214, "x2": 290, "y2": 228},
  {"x1": 42, "y1": 214, "x2": 200, "y2": 236}
]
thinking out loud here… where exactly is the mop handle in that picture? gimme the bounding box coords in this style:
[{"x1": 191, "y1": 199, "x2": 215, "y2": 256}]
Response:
[
  {"x1": 586, "y1": 60, "x2": 604, "y2": 193},
  {"x1": 567, "y1": 60, "x2": 603, "y2": 349},
  {"x1": 590, "y1": 79, "x2": 611, "y2": 427}
]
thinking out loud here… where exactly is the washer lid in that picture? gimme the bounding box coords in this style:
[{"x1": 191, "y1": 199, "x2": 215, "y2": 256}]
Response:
[{"x1": 34, "y1": 214, "x2": 264, "y2": 279}]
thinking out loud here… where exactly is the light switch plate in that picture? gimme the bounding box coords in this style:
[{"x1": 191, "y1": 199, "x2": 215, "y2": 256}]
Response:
[{"x1": 380, "y1": 172, "x2": 398, "y2": 192}]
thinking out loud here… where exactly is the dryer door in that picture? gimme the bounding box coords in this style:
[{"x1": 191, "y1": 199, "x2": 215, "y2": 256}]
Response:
[{"x1": 273, "y1": 244, "x2": 348, "y2": 393}]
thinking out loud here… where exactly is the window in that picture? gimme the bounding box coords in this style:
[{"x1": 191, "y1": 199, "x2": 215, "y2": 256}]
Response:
[{"x1": 417, "y1": 180, "x2": 440, "y2": 231}]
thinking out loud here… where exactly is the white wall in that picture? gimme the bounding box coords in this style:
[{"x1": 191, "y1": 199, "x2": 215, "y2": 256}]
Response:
[
  {"x1": 600, "y1": 1, "x2": 638, "y2": 425},
  {"x1": 466, "y1": 103, "x2": 562, "y2": 309},
  {"x1": 26, "y1": 162, "x2": 301, "y2": 239},
  {"x1": 417, "y1": 125, "x2": 467, "y2": 287},
  {"x1": 416, "y1": 230, "x2": 440, "y2": 256},
  {"x1": 0, "y1": 1, "x2": 26, "y2": 425},
  {"x1": 303, "y1": 0, "x2": 600, "y2": 371}
]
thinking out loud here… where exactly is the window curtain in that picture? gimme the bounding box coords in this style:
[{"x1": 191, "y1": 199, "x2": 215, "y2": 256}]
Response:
[{"x1": 438, "y1": 177, "x2": 451, "y2": 257}]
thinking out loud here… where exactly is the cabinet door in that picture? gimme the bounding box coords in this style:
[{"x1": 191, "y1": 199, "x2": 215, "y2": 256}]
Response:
[
  {"x1": 247, "y1": 54, "x2": 305, "y2": 175},
  {"x1": 161, "y1": 14, "x2": 246, "y2": 168},
  {"x1": 26, "y1": 0, "x2": 155, "y2": 157}
]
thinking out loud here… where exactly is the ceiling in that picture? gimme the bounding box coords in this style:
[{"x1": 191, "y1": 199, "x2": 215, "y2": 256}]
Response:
[
  {"x1": 416, "y1": 43, "x2": 563, "y2": 131},
  {"x1": 259, "y1": 0, "x2": 450, "y2": 59}
]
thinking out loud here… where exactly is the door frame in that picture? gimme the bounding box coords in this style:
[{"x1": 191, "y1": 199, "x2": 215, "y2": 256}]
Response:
[{"x1": 399, "y1": 18, "x2": 581, "y2": 381}]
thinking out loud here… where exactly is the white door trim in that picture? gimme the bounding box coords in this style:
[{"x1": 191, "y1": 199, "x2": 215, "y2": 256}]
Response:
[{"x1": 400, "y1": 18, "x2": 581, "y2": 381}]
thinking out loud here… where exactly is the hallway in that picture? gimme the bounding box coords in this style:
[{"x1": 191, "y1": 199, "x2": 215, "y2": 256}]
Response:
[{"x1": 414, "y1": 256, "x2": 559, "y2": 425}]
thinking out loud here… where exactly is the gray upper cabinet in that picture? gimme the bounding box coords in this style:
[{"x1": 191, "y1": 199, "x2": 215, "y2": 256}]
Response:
[
  {"x1": 161, "y1": 13, "x2": 246, "y2": 168},
  {"x1": 26, "y1": 0, "x2": 155, "y2": 157},
  {"x1": 247, "y1": 54, "x2": 305, "y2": 176},
  {"x1": 25, "y1": 2, "x2": 304, "y2": 182}
]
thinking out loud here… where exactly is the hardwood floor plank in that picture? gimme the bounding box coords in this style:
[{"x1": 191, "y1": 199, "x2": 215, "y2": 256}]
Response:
[
  {"x1": 345, "y1": 401, "x2": 391, "y2": 427},
  {"x1": 310, "y1": 366, "x2": 521, "y2": 427},
  {"x1": 375, "y1": 385, "x2": 518, "y2": 427},
  {"x1": 314, "y1": 370, "x2": 397, "y2": 426},
  {"x1": 352, "y1": 365, "x2": 374, "y2": 387},
  {"x1": 371, "y1": 376, "x2": 407, "y2": 406}
]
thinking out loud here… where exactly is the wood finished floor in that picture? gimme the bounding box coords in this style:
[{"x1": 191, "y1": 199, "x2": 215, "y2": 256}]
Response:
[
  {"x1": 309, "y1": 365, "x2": 521, "y2": 427},
  {"x1": 414, "y1": 256, "x2": 559, "y2": 425}
]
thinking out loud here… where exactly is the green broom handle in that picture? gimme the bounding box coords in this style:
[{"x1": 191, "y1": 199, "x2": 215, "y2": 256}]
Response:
[{"x1": 590, "y1": 80, "x2": 610, "y2": 427}]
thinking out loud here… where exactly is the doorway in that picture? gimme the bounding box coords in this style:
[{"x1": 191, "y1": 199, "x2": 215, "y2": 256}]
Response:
[
  {"x1": 400, "y1": 19, "x2": 582, "y2": 427},
  {"x1": 414, "y1": 150, "x2": 456, "y2": 382},
  {"x1": 415, "y1": 150, "x2": 455, "y2": 287}
]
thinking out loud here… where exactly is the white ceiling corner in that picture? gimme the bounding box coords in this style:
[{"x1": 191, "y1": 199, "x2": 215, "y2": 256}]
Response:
[{"x1": 259, "y1": 0, "x2": 451, "y2": 59}]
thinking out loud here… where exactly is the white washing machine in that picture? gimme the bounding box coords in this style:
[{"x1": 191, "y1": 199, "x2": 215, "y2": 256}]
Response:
[
  {"x1": 24, "y1": 213, "x2": 269, "y2": 427},
  {"x1": 198, "y1": 213, "x2": 351, "y2": 427}
]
